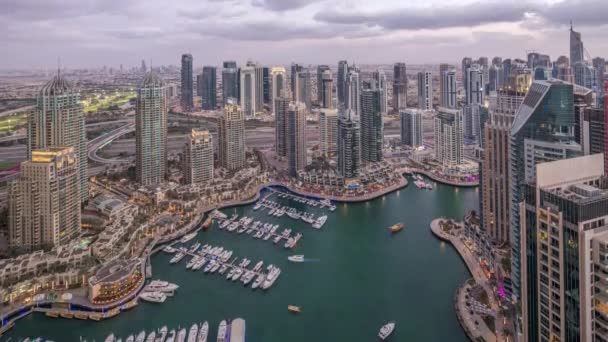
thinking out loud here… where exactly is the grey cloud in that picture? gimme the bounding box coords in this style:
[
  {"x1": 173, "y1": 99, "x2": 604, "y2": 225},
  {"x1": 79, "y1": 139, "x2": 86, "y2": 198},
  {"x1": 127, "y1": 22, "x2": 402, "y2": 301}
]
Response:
[
  {"x1": 540, "y1": 0, "x2": 608, "y2": 27},
  {"x1": 251, "y1": 0, "x2": 321, "y2": 12},
  {"x1": 314, "y1": 1, "x2": 533, "y2": 30},
  {"x1": 1, "y1": 0, "x2": 125, "y2": 20}
]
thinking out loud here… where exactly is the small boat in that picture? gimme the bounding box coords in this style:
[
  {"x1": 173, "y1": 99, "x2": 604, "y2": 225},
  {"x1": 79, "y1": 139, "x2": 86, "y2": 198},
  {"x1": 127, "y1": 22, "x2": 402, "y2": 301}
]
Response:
[
  {"x1": 187, "y1": 323, "x2": 199, "y2": 342},
  {"x1": 180, "y1": 232, "x2": 197, "y2": 243},
  {"x1": 146, "y1": 331, "x2": 156, "y2": 342},
  {"x1": 139, "y1": 291, "x2": 166, "y2": 303},
  {"x1": 288, "y1": 255, "x2": 305, "y2": 262},
  {"x1": 165, "y1": 329, "x2": 176, "y2": 342},
  {"x1": 252, "y1": 273, "x2": 265, "y2": 289},
  {"x1": 197, "y1": 321, "x2": 209, "y2": 342},
  {"x1": 105, "y1": 334, "x2": 116, "y2": 342},
  {"x1": 217, "y1": 320, "x2": 227, "y2": 342},
  {"x1": 378, "y1": 322, "x2": 395, "y2": 340},
  {"x1": 126, "y1": 336, "x2": 135, "y2": 342},
  {"x1": 389, "y1": 223, "x2": 404, "y2": 233},
  {"x1": 136, "y1": 331, "x2": 146, "y2": 342},
  {"x1": 177, "y1": 328, "x2": 187, "y2": 342},
  {"x1": 288, "y1": 305, "x2": 301, "y2": 313},
  {"x1": 156, "y1": 326, "x2": 168, "y2": 342}
]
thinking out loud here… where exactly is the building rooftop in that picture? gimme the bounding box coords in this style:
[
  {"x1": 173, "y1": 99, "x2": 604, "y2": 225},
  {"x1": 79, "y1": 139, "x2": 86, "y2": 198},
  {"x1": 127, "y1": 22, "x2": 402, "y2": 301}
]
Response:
[
  {"x1": 546, "y1": 178, "x2": 608, "y2": 204},
  {"x1": 140, "y1": 71, "x2": 165, "y2": 88},
  {"x1": 89, "y1": 259, "x2": 140, "y2": 285}
]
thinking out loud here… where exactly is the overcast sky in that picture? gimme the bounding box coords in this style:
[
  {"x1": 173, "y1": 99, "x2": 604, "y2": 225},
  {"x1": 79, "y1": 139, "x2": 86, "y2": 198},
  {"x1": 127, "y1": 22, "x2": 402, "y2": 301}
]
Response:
[{"x1": 2, "y1": 0, "x2": 607, "y2": 69}]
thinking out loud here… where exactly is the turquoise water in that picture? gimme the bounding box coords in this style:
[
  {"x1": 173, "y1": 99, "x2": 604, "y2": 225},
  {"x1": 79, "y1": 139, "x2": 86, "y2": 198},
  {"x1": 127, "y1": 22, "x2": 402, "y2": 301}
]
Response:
[{"x1": 5, "y1": 180, "x2": 478, "y2": 341}]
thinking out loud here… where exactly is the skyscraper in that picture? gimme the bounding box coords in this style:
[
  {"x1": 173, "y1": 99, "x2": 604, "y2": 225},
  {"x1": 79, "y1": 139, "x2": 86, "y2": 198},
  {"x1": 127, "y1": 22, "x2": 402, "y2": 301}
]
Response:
[
  {"x1": 372, "y1": 69, "x2": 388, "y2": 115},
  {"x1": 263, "y1": 66, "x2": 271, "y2": 104},
  {"x1": 461, "y1": 57, "x2": 473, "y2": 89},
  {"x1": 274, "y1": 97, "x2": 289, "y2": 157},
  {"x1": 520, "y1": 154, "x2": 607, "y2": 342},
  {"x1": 320, "y1": 70, "x2": 334, "y2": 109},
  {"x1": 417, "y1": 71, "x2": 432, "y2": 110},
  {"x1": 510, "y1": 79, "x2": 582, "y2": 303},
  {"x1": 9, "y1": 147, "x2": 81, "y2": 252},
  {"x1": 581, "y1": 107, "x2": 605, "y2": 155},
  {"x1": 481, "y1": 84, "x2": 527, "y2": 244},
  {"x1": 466, "y1": 64, "x2": 484, "y2": 105},
  {"x1": 440, "y1": 67, "x2": 457, "y2": 108},
  {"x1": 337, "y1": 60, "x2": 349, "y2": 105},
  {"x1": 400, "y1": 109, "x2": 423, "y2": 148},
  {"x1": 488, "y1": 64, "x2": 503, "y2": 92},
  {"x1": 592, "y1": 57, "x2": 606, "y2": 96},
  {"x1": 295, "y1": 69, "x2": 312, "y2": 109},
  {"x1": 290, "y1": 63, "x2": 304, "y2": 101},
  {"x1": 319, "y1": 108, "x2": 338, "y2": 157},
  {"x1": 360, "y1": 88, "x2": 383, "y2": 164},
  {"x1": 29, "y1": 73, "x2": 88, "y2": 202},
  {"x1": 219, "y1": 99, "x2": 246, "y2": 171},
  {"x1": 434, "y1": 107, "x2": 463, "y2": 167},
  {"x1": 393, "y1": 62, "x2": 407, "y2": 112},
  {"x1": 183, "y1": 129, "x2": 214, "y2": 184},
  {"x1": 222, "y1": 61, "x2": 239, "y2": 106},
  {"x1": 570, "y1": 23, "x2": 585, "y2": 66},
  {"x1": 201, "y1": 66, "x2": 217, "y2": 110},
  {"x1": 181, "y1": 53, "x2": 194, "y2": 111},
  {"x1": 573, "y1": 62, "x2": 598, "y2": 90},
  {"x1": 247, "y1": 61, "x2": 264, "y2": 112},
  {"x1": 271, "y1": 67, "x2": 287, "y2": 115},
  {"x1": 240, "y1": 66, "x2": 257, "y2": 118},
  {"x1": 287, "y1": 102, "x2": 307, "y2": 177},
  {"x1": 136, "y1": 71, "x2": 168, "y2": 186},
  {"x1": 317, "y1": 65, "x2": 331, "y2": 104},
  {"x1": 345, "y1": 68, "x2": 361, "y2": 115},
  {"x1": 338, "y1": 109, "x2": 361, "y2": 178}
]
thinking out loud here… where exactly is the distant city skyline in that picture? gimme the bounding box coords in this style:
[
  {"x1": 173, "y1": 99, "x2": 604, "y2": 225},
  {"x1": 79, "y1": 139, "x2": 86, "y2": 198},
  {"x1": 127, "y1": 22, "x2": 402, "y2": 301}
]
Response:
[{"x1": 2, "y1": 0, "x2": 608, "y2": 69}]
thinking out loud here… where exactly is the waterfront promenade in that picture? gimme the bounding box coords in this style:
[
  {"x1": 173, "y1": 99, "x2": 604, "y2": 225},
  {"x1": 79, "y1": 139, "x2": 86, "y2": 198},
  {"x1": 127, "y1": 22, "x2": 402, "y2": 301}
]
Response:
[
  {"x1": 409, "y1": 168, "x2": 479, "y2": 187},
  {"x1": 430, "y1": 218, "x2": 502, "y2": 342}
]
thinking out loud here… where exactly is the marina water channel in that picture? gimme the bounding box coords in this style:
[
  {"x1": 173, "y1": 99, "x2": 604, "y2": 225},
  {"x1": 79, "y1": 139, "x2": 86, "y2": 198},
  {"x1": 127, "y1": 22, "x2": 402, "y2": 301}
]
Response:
[{"x1": 7, "y1": 179, "x2": 479, "y2": 341}]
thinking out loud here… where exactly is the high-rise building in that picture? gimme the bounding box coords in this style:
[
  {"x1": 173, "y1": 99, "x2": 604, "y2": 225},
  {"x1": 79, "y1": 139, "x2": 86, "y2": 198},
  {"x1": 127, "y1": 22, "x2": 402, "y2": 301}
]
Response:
[
  {"x1": 393, "y1": 62, "x2": 407, "y2": 112},
  {"x1": 581, "y1": 107, "x2": 605, "y2": 155},
  {"x1": 337, "y1": 109, "x2": 361, "y2": 178},
  {"x1": 263, "y1": 66, "x2": 271, "y2": 104},
  {"x1": 434, "y1": 107, "x2": 463, "y2": 167},
  {"x1": 360, "y1": 88, "x2": 383, "y2": 164},
  {"x1": 466, "y1": 64, "x2": 484, "y2": 105},
  {"x1": 337, "y1": 60, "x2": 349, "y2": 105},
  {"x1": 271, "y1": 67, "x2": 287, "y2": 115},
  {"x1": 417, "y1": 71, "x2": 432, "y2": 110},
  {"x1": 196, "y1": 74, "x2": 204, "y2": 97},
  {"x1": 9, "y1": 147, "x2": 81, "y2": 252},
  {"x1": 345, "y1": 68, "x2": 361, "y2": 115},
  {"x1": 183, "y1": 129, "x2": 214, "y2": 184},
  {"x1": 274, "y1": 97, "x2": 289, "y2": 157},
  {"x1": 219, "y1": 99, "x2": 246, "y2": 171},
  {"x1": 201, "y1": 66, "x2": 217, "y2": 110},
  {"x1": 372, "y1": 69, "x2": 388, "y2": 115},
  {"x1": 510, "y1": 79, "x2": 582, "y2": 302},
  {"x1": 605, "y1": 80, "x2": 608, "y2": 175},
  {"x1": 290, "y1": 63, "x2": 304, "y2": 101},
  {"x1": 488, "y1": 64, "x2": 503, "y2": 92},
  {"x1": 462, "y1": 57, "x2": 473, "y2": 87},
  {"x1": 29, "y1": 73, "x2": 88, "y2": 202},
  {"x1": 180, "y1": 54, "x2": 194, "y2": 111},
  {"x1": 573, "y1": 62, "x2": 598, "y2": 90},
  {"x1": 440, "y1": 67, "x2": 457, "y2": 108},
  {"x1": 240, "y1": 66, "x2": 257, "y2": 118},
  {"x1": 463, "y1": 104, "x2": 487, "y2": 143},
  {"x1": 319, "y1": 108, "x2": 338, "y2": 157},
  {"x1": 570, "y1": 23, "x2": 585, "y2": 66},
  {"x1": 136, "y1": 71, "x2": 168, "y2": 186},
  {"x1": 295, "y1": 69, "x2": 312, "y2": 109},
  {"x1": 593, "y1": 57, "x2": 606, "y2": 96},
  {"x1": 481, "y1": 86, "x2": 526, "y2": 244},
  {"x1": 320, "y1": 70, "x2": 334, "y2": 109},
  {"x1": 400, "y1": 109, "x2": 423, "y2": 148},
  {"x1": 286, "y1": 102, "x2": 307, "y2": 177},
  {"x1": 247, "y1": 61, "x2": 264, "y2": 112},
  {"x1": 520, "y1": 154, "x2": 608, "y2": 342},
  {"x1": 222, "y1": 61, "x2": 239, "y2": 106},
  {"x1": 316, "y1": 65, "x2": 330, "y2": 104},
  {"x1": 141, "y1": 59, "x2": 147, "y2": 73}
]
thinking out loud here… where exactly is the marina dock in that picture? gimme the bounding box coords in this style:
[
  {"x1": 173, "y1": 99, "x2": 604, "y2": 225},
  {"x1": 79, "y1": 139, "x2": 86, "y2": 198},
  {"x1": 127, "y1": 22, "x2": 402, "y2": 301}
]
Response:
[{"x1": 217, "y1": 214, "x2": 302, "y2": 248}]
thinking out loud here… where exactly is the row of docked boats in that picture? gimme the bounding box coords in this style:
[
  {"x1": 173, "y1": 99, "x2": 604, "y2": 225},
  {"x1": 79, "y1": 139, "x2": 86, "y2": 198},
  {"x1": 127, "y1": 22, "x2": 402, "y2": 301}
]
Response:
[
  {"x1": 259, "y1": 199, "x2": 329, "y2": 229},
  {"x1": 104, "y1": 321, "x2": 213, "y2": 342},
  {"x1": 412, "y1": 174, "x2": 434, "y2": 190},
  {"x1": 139, "y1": 280, "x2": 179, "y2": 303},
  {"x1": 275, "y1": 192, "x2": 336, "y2": 211},
  {"x1": 219, "y1": 214, "x2": 302, "y2": 247}
]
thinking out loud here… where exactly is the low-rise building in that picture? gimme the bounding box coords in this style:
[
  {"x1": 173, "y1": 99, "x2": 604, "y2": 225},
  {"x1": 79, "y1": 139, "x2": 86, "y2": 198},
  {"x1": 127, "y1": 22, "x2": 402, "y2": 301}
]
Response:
[{"x1": 88, "y1": 258, "x2": 143, "y2": 305}]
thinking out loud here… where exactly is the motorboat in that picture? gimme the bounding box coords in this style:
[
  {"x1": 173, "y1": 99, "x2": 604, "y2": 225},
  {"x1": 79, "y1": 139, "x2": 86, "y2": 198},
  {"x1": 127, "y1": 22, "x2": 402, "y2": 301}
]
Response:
[{"x1": 378, "y1": 322, "x2": 396, "y2": 340}]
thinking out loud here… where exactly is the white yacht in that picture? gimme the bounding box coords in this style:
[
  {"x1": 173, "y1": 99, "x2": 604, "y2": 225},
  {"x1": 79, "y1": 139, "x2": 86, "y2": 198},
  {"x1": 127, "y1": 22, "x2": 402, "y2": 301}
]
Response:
[
  {"x1": 313, "y1": 215, "x2": 328, "y2": 229},
  {"x1": 197, "y1": 321, "x2": 209, "y2": 342},
  {"x1": 262, "y1": 266, "x2": 281, "y2": 289},
  {"x1": 139, "y1": 291, "x2": 166, "y2": 303},
  {"x1": 288, "y1": 255, "x2": 305, "y2": 262},
  {"x1": 180, "y1": 232, "x2": 197, "y2": 243},
  {"x1": 176, "y1": 328, "x2": 187, "y2": 342},
  {"x1": 145, "y1": 280, "x2": 179, "y2": 293},
  {"x1": 135, "y1": 331, "x2": 146, "y2": 342},
  {"x1": 156, "y1": 326, "x2": 168, "y2": 342},
  {"x1": 283, "y1": 237, "x2": 294, "y2": 249},
  {"x1": 170, "y1": 252, "x2": 185, "y2": 264},
  {"x1": 252, "y1": 273, "x2": 265, "y2": 289},
  {"x1": 105, "y1": 334, "x2": 115, "y2": 342},
  {"x1": 146, "y1": 331, "x2": 156, "y2": 342},
  {"x1": 187, "y1": 324, "x2": 198, "y2": 342},
  {"x1": 231, "y1": 268, "x2": 244, "y2": 281},
  {"x1": 252, "y1": 260, "x2": 264, "y2": 272},
  {"x1": 165, "y1": 329, "x2": 176, "y2": 342},
  {"x1": 186, "y1": 256, "x2": 200, "y2": 269},
  {"x1": 378, "y1": 322, "x2": 395, "y2": 340},
  {"x1": 163, "y1": 246, "x2": 176, "y2": 253},
  {"x1": 216, "y1": 320, "x2": 227, "y2": 342},
  {"x1": 126, "y1": 336, "x2": 135, "y2": 342}
]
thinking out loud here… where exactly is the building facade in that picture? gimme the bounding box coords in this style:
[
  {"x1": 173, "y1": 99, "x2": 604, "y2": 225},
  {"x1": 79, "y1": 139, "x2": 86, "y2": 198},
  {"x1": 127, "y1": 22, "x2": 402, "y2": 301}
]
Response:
[
  {"x1": 466, "y1": 64, "x2": 484, "y2": 105},
  {"x1": 360, "y1": 89, "x2": 383, "y2": 164},
  {"x1": 337, "y1": 60, "x2": 348, "y2": 106},
  {"x1": 440, "y1": 67, "x2": 457, "y2": 108},
  {"x1": 183, "y1": 129, "x2": 214, "y2": 184},
  {"x1": 317, "y1": 65, "x2": 331, "y2": 104},
  {"x1": 9, "y1": 147, "x2": 81, "y2": 252},
  {"x1": 338, "y1": 109, "x2": 361, "y2": 178},
  {"x1": 400, "y1": 109, "x2": 423, "y2": 148},
  {"x1": 434, "y1": 107, "x2": 463, "y2": 167},
  {"x1": 222, "y1": 61, "x2": 239, "y2": 106},
  {"x1": 274, "y1": 97, "x2": 289, "y2": 157},
  {"x1": 345, "y1": 69, "x2": 361, "y2": 116},
  {"x1": 320, "y1": 70, "x2": 334, "y2": 109},
  {"x1": 136, "y1": 71, "x2": 168, "y2": 186},
  {"x1": 417, "y1": 71, "x2": 432, "y2": 110},
  {"x1": 240, "y1": 66, "x2": 257, "y2": 118},
  {"x1": 180, "y1": 53, "x2": 194, "y2": 111},
  {"x1": 29, "y1": 73, "x2": 88, "y2": 202},
  {"x1": 219, "y1": 99, "x2": 246, "y2": 171},
  {"x1": 319, "y1": 108, "x2": 338, "y2": 157},
  {"x1": 287, "y1": 102, "x2": 307, "y2": 177},
  {"x1": 201, "y1": 66, "x2": 217, "y2": 110},
  {"x1": 271, "y1": 67, "x2": 287, "y2": 115},
  {"x1": 393, "y1": 62, "x2": 407, "y2": 112}
]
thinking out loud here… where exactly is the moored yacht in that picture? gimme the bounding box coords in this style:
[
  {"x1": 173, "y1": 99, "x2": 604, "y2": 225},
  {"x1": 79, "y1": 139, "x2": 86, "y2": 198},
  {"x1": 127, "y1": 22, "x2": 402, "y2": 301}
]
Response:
[
  {"x1": 156, "y1": 326, "x2": 168, "y2": 342},
  {"x1": 135, "y1": 331, "x2": 146, "y2": 342},
  {"x1": 312, "y1": 215, "x2": 327, "y2": 229},
  {"x1": 378, "y1": 322, "x2": 395, "y2": 340},
  {"x1": 216, "y1": 320, "x2": 227, "y2": 342},
  {"x1": 145, "y1": 280, "x2": 179, "y2": 293},
  {"x1": 180, "y1": 232, "x2": 197, "y2": 243},
  {"x1": 146, "y1": 331, "x2": 156, "y2": 342},
  {"x1": 165, "y1": 329, "x2": 176, "y2": 342},
  {"x1": 139, "y1": 291, "x2": 166, "y2": 303},
  {"x1": 187, "y1": 324, "x2": 198, "y2": 342},
  {"x1": 262, "y1": 265, "x2": 281, "y2": 289},
  {"x1": 197, "y1": 321, "x2": 209, "y2": 342},
  {"x1": 176, "y1": 328, "x2": 187, "y2": 342}
]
